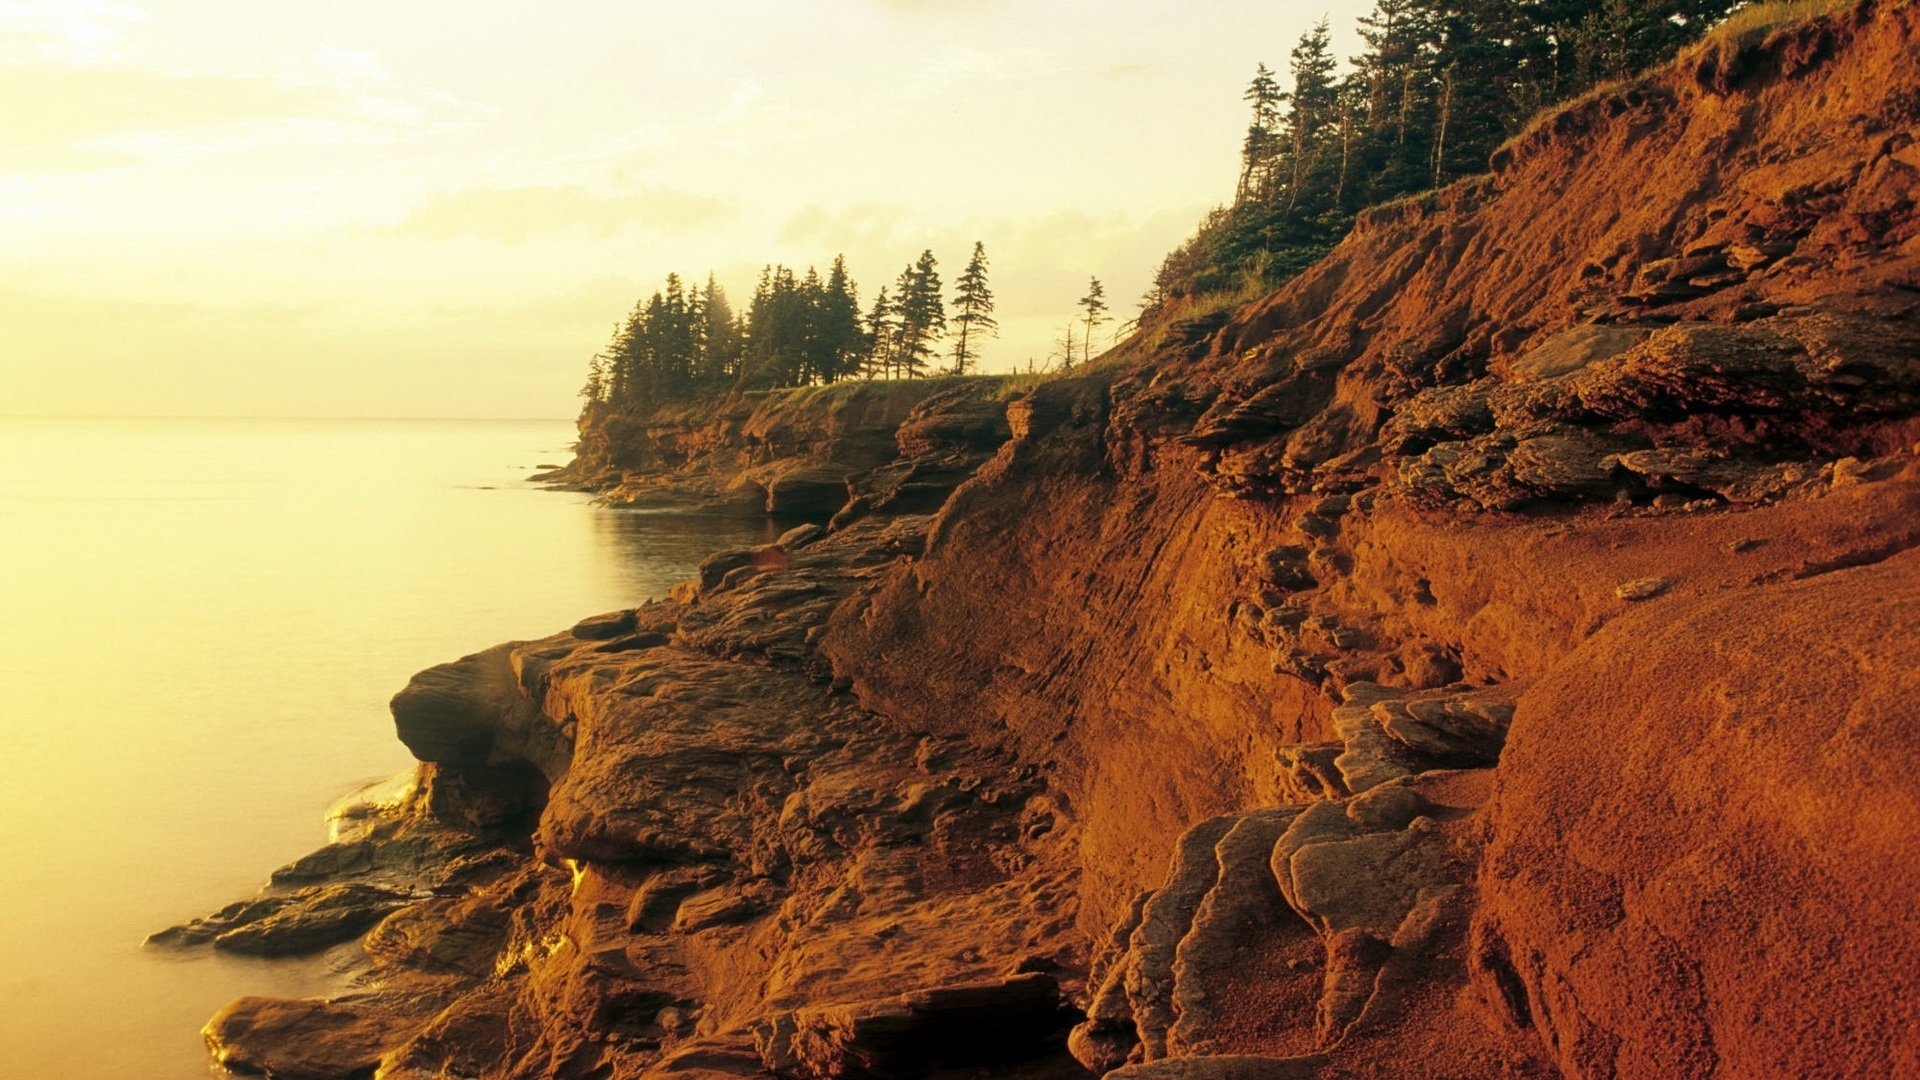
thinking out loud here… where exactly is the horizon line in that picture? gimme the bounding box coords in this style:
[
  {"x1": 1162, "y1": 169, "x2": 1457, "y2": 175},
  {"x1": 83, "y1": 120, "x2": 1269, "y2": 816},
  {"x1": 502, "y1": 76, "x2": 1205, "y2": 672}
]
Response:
[{"x1": 0, "y1": 414, "x2": 577, "y2": 423}]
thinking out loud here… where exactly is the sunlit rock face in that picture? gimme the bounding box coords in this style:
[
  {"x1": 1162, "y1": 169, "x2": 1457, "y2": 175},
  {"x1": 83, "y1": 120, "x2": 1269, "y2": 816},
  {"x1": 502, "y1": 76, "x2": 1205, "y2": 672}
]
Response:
[{"x1": 169, "y1": 3, "x2": 1920, "y2": 1076}]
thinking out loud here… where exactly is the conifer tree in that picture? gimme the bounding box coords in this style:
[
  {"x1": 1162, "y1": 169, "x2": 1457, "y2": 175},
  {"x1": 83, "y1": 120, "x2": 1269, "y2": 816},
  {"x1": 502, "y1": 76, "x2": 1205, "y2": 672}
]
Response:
[
  {"x1": 1240, "y1": 63, "x2": 1285, "y2": 199},
  {"x1": 893, "y1": 250, "x2": 945, "y2": 378},
  {"x1": 949, "y1": 242, "x2": 997, "y2": 375},
  {"x1": 1284, "y1": 19, "x2": 1339, "y2": 212},
  {"x1": 1078, "y1": 277, "x2": 1108, "y2": 367},
  {"x1": 865, "y1": 287, "x2": 896, "y2": 379},
  {"x1": 1054, "y1": 320, "x2": 1077, "y2": 372},
  {"x1": 699, "y1": 274, "x2": 738, "y2": 383},
  {"x1": 821, "y1": 255, "x2": 864, "y2": 382},
  {"x1": 581, "y1": 350, "x2": 609, "y2": 403}
]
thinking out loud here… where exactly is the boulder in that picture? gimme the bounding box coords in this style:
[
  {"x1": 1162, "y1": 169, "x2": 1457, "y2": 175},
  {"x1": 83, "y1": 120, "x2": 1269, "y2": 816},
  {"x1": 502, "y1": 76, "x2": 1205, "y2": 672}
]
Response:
[{"x1": 205, "y1": 996, "x2": 415, "y2": 1080}]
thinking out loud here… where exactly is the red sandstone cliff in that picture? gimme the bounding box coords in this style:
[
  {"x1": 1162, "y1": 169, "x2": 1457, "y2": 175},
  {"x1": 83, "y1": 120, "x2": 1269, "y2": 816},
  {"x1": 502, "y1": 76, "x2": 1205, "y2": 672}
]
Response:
[{"x1": 172, "y1": 4, "x2": 1920, "y2": 1077}]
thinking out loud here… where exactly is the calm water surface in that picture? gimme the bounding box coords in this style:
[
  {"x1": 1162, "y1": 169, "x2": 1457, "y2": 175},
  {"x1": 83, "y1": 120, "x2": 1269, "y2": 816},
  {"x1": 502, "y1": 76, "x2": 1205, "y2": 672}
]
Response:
[{"x1": 0, "y1": 418, "x2": 773, "y2": 1078}]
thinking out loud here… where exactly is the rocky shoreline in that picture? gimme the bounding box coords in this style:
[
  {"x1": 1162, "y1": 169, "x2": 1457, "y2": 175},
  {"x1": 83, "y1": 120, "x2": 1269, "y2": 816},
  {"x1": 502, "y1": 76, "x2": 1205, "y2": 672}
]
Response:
[{"x1": 161, "y1": 4, "x2": 1920, "y2": 1077}]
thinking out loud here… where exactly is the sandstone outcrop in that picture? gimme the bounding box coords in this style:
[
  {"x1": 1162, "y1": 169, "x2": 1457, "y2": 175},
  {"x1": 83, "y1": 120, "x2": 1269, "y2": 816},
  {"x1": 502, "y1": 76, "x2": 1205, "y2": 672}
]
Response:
[{"x1": 171, "y1": 3, "x2": 1920, "y2": 1077}]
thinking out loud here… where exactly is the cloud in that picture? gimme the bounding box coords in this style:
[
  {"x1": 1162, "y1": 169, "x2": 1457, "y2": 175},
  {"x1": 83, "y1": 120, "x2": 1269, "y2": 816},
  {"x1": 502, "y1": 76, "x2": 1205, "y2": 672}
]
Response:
[
  {"x1": 392, "y1": 185, "x2": 734, "y2": 242},
  {"x1": 915, "y1": 44, "x2": 1047, "y2": 90},
  {"x1": 0, "y1": 0, "x2": 146, "y2": 63},
  {"x1": 0, "y1": 56, "x2": 493, "y2": 174},
  {"x1": 777, "y1": 203, "x2": 916, "y2": 251},
  {"x1": 0, "y1": 65, "x2": 328, "y2": 169}
]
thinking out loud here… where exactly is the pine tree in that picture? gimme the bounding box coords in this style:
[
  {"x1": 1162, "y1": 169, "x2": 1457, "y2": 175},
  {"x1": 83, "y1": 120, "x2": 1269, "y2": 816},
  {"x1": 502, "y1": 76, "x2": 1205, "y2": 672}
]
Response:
[
  {"x1": 821, "y1": 255, "x2": 864, "y2": 382},
  {"x1": 1078, "y1": 277, "x2": 1108, "y2": 367},
  {"x1": 949, "y1": 242, "x2": 997, "y2": 375},
  {"x1": 1054, "y1": 320, "x2": 1077, "y2": 372},
  {"x1": 581, "y1": 350, "x2": 609, "y2": 403},
  {"x1": 894, "y1": 250, "x2": 945, "y2": 378},
  {"x1": 699, "y1": 274, "x2": 738, "y2": 383},
  {"x1": 1239, "y1": 63, "x2": 1285, "y2": 199},
  {"x1": 865, "y1": 287, "x2": 896, "y2": 379},
  {"x1": 796, "y1": 266, "x2": 830, "y2": 384},
  {"x1": 1284, "y1": 19, "x2": 1339, "y2": 212}
]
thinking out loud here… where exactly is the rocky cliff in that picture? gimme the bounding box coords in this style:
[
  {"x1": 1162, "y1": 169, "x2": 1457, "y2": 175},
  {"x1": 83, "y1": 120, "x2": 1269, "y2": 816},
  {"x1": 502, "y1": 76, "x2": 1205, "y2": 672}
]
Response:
[
  {"x1": 173, "y1": 3, "x2": 1920, "y2": 1077},
  {"x1": 542, "y1": 379, "x2": 1015, "y2": 519}
]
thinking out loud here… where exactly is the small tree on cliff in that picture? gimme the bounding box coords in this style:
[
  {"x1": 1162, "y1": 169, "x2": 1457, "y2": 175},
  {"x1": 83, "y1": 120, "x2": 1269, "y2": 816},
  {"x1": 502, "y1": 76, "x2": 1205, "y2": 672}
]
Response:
[
  {"x1": 1078, "y1": 277, "x2": 1108, "y2": 367},
  {"x1": 949, "y1": 242, "x2": 997, "y2": 375},
  {"x1": 581, "y1": 350, "x2": 609, "y2": 403},
  {"x1": 1239, "y1": 63, "x2": 1285, "y2": 199},
  {"x1": 864, "y1": 287, "x2": 897, "y2": 379},
  {"x1": 1053, "y1": 320, "x2": 1078, "y2": 372},
  {"x1": 1283, "y1": 20, "x2": 1340, "y2": 211}
]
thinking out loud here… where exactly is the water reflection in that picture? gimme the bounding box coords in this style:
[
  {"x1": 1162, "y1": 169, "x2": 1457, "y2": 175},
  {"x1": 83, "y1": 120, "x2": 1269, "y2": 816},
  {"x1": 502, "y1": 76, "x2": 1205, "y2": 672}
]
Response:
[{"x1": 589, "y1": 507, "x2": 779, "y2": 603}]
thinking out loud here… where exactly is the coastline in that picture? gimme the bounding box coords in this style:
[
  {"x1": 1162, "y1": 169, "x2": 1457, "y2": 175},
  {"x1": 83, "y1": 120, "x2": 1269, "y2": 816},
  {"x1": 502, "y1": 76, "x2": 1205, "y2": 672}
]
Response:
[{"x1": 160, "y1": 5, "x2": 1920, "y2": 1077}]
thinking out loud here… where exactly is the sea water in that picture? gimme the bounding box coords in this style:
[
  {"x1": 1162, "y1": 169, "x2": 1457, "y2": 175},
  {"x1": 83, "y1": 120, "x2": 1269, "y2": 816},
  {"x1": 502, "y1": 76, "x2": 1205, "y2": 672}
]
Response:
[{"x1": 0, "y1": 417, "x2": 773, "y2": 1077}]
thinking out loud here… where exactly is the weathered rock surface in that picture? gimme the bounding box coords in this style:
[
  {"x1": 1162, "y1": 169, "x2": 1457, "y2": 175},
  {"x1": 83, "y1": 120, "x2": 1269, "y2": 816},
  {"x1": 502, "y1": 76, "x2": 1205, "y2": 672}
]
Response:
[{"x1": 182, "y1": 5, "x2": 1920, "y2": 1078}]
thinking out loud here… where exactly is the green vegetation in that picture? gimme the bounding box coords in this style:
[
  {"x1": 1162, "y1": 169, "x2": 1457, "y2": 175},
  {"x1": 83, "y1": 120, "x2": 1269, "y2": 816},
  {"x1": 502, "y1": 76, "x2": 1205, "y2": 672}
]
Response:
[
  {"x1": 1143, "y1": 0, "x2": 1746, "y2": 315},
  {"x1": 949, "y1": 242, "x2": 998, "y2": 376},
  {"x1": 1694, "y1": 0, "x2": 1855, "y2": 58},
  {"x1": 581, "y1": 1, "x2": 1817, "y2": 415},
  {"x1": 581, "y1": 244, "x2": 996, "y2": 413}
]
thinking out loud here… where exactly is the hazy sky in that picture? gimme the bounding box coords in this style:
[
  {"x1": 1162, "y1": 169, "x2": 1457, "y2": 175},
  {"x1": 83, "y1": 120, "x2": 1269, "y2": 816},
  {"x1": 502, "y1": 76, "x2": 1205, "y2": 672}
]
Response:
[{"x1": 2, "y1": 1, "x2": 1368, "y2": 418}]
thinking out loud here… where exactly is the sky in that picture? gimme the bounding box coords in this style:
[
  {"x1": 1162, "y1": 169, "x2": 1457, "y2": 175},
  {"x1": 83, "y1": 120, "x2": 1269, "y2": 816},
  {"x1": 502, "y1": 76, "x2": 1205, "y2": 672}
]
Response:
[{"x1": 1, "y1": 1, "x2": 1370, "y2": 419}]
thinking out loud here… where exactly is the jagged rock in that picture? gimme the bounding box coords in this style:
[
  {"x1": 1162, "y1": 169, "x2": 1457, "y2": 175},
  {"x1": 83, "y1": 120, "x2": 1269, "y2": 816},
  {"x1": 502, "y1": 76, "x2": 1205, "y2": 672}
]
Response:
[
  {"x1": 205, "y1": 995, "x2": 422, "y2": 1080},
  {"x1": 1260, "y1": 546, "x2": 1318, "y2": 592},
  {"x1": 893, "y1": 389, "x2": 1012, "y2": 457},
  {"x1": 1606, "y1": 448, "x2": 1802, "y2": 503},
  {"x1": 1329, "y1": 684, "x2": 1428, "y2": 794},
  {"x1": 572, "y1": 608, "x2": 639, "y2": 640},
  {"x1": 761, "y1": 462, "x2": 852, "y2": 520},
  {"x1": 672, "y1": 886, "x2": 766, "y2": 932},
  {"x1": 1510, "y1": 325, "x2": 1651, "y2": 380},
  {"x1": 1373, "y1": 695, "x2": 1514, "y2": 765},
  {"x1": 152, "y1": 882, "x2": 413, "y2": 957},
  {"x1": 778, "y1": 523, "x2": 827, "y2": 549},
  {"x1": 1614, "y1": 576, "x2": 1671, "y2": 601},
  {"x1": 1275, "y1": 742, "x2": 1348, "y2": 802},
  {"x1": 1380, "y1": 382, "x2": 1495, "y2": 451},
  {"x1": 1168, "y1": 809, "x2": 1307, "y2": 1056}
]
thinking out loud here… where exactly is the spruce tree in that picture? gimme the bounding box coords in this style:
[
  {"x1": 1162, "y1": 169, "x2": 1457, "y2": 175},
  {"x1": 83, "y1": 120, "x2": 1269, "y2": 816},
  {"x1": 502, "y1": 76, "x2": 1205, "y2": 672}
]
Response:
[
  {"x1": 894, "y1": 250, "x2": 945, "y2": 378},
  {"x1": 949, "y1": 242, "x2": 997, "y2": 375},
  {"x1": 699, "y1": 274, "x2": 738, "y2": 384},
  {"x1": 581, "y1": 350, "x2": 609, "y2": 404},
  {"x1": 1078, "y1": 277, "x2": 1108, "y2": 367},
  {"x1": 1284, "y1": 19, "x2": 1339, "y2": 212},
  {"x1": 1240, "y1": 63, "x2": 1285, "y2": 199},
  {"x1": 865, "y1": 287, "x2": 896, "y2": 379},
  {"x1": 797, "y1": 267, "x2": 829, "y2": 384},
  {"x1": 822, "y1": 255, "x2": 864, "y2": 382}
]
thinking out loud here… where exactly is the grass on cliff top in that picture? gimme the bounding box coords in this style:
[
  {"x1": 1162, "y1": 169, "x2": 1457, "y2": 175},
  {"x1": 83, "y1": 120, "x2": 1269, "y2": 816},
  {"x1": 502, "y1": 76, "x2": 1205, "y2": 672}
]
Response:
[
  {"x1": 1493, "y1": 0, "x2": 1859, "y2": 164},
  {"x1": 1709, "y1": 0, "x2": 1857, "y2": 46},
  {"x1": 751, "y1": 371, "x2": 1043, "y2": 410}
]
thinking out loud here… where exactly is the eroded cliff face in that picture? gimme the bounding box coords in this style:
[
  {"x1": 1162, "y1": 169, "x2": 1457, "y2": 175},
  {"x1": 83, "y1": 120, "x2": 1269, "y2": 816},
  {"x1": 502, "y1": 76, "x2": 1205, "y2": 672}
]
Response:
[
  {"x1": 545, "y1": 380, "x2": 1008, "y2": 519},
  {"x1": 175, "y1": 3, "x2": 1920, "y2": 1077}
]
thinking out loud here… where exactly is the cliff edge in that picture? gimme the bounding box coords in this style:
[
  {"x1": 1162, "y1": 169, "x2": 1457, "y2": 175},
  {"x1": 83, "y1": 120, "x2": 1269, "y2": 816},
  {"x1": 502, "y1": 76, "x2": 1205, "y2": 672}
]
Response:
[{"x1": 170, "y1": 3, "x2": 1920, "y2": 1077}]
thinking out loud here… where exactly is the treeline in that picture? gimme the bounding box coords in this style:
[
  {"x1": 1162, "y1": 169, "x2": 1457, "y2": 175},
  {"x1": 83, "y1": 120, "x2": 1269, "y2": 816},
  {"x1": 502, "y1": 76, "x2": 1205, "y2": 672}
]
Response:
[
  {"x1": 582, "y1": 244, "x2": 1000, "y2": 410},
  {"x1": 1147, "y1": 0, "x2": 1739, "y2": 308}
]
